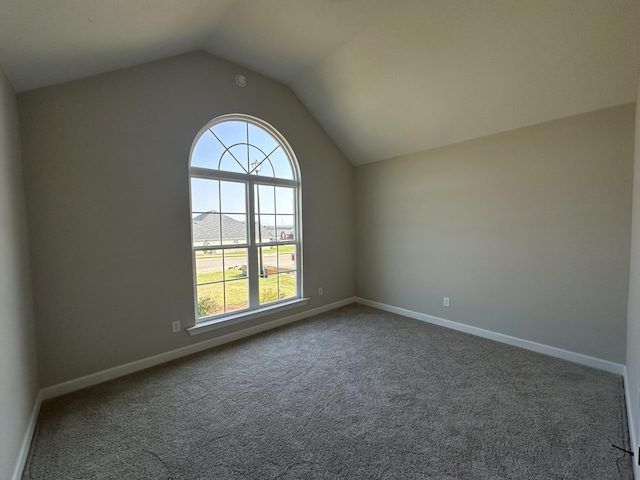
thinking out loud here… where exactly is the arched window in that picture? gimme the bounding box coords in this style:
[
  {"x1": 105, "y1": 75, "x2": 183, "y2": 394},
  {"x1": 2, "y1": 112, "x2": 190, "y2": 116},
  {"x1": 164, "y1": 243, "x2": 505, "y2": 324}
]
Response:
[{"x1": 189, "y1": 115, "x2": 302, "y2": 325}]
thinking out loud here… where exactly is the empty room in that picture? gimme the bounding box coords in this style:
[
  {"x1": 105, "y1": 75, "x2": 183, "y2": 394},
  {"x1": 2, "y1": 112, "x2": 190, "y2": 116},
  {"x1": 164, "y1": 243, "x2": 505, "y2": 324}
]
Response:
[{"x1": 2, "y1": 1, "x2": 640, "y2": 479}]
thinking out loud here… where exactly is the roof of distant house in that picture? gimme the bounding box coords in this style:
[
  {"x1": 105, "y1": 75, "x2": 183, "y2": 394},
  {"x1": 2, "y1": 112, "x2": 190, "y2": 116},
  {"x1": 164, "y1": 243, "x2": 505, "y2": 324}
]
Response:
[{"x1": 192, "y1": 212, "x2": 274, "y2": 242}]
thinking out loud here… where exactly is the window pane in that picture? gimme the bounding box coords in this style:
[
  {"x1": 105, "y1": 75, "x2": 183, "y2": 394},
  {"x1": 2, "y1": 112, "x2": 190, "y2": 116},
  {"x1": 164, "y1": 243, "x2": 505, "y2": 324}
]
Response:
[
  {"x1": 259, "y1": 245, "x2": 277, "y2": 275},
  {"x1": 249, "y1": 146, "x2": 275, "y2": 177},
  {"x1": 191, "y1": 178, "x2": 219, "y2": 213},
  {"x1": 191, "y1": 131, "x2": 226, "y2": 170},
  {"x1": 255, "y1": 184, "x2": 275, "y2": 214},
  {"x1": 277, "y1": 245, "x2": 296, "y2": 273},
  {"x1": 196, "y1": 249, "x2": 249, "y2": 318},
  {"x1": 276, "y1": 215, "x2": 295, "y2": 241},
  {"x1": 277, "y1": 244, "x2": 296, "y2": 300},
  {"x1": 192, "y1": 212, "x2": 221, "y2": 247},
  {"x1": 254, "y1": 221, "x2": 275, "y2": 243},
  {"x1": 220, "y1": 214, "x2": 246, "y2": 245},
  {"x1": 219, "y1": 151, "x2": 246, "y2": 174},
  {"x1": 256, "y1": 215, "x2": 276, "y2": 243},
  {"x1": 195, "y1": 250, "x2": 224, "y2": 285},
  {"x1": 220, "y1": 181, "x2": 246, "y2": 213},
  {"x1": 278, "y1": 271, "x2": 297, "y2": 300},
  {"x1": 257, "y1": 245, "x2": 296, "y2": 302},
  {"x1": 219, "y1": 181, "x2": 246, "y2": 245},
  {"x1": 249, "y1": 123, "x2": 278, "y2": 154},
  {"x1": 197, "y1": 285, "x2": 223, "y2": 318},
  {"x1": 258, "y1": 248, "x2": 279, "y2": 304},
  {"x1": 259, "y1": 277, "x2": 279, "y2": 304},
  {"x1": 211, "y1": 121, "x2": 248, "y2": 151},
  {"x1": 223, "y1": 249, "x2": 247, "y2": 281},
  {"x1": 225, "y1": 278, "x2": 248, "y2": 313},
  {"x1": 269, "y1": 147, "x2": 294, "y2": 180},
  {"x1": 275, "y1": 187, "x2": 294, "y2": 214}
]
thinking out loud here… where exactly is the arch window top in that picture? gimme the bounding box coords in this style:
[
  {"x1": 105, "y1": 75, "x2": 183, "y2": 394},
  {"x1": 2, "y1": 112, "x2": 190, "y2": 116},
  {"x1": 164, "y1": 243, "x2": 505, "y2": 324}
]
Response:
[{"x1": 191, "y1": 115, "x2": 297, "y2": 181}]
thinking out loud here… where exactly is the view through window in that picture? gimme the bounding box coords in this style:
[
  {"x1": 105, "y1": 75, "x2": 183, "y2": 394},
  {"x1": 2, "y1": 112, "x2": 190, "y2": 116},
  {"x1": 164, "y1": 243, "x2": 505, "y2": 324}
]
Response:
[{"x1": 189, "y1": 115, "x2": 301, "y2": 321}]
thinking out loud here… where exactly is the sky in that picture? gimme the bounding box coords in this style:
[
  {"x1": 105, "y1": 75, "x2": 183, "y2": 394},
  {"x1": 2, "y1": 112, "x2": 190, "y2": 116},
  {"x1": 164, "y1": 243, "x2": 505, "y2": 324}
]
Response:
[{"x1": 190, "y1": 119, "x2": 297, "y2": 229}]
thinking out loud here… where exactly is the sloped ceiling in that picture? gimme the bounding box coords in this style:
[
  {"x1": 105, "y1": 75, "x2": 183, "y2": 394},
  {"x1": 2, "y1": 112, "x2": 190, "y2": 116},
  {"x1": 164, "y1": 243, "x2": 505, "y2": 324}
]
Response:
[{"x1": 1, "y1": 0, "x2": 639, "y2": 165}]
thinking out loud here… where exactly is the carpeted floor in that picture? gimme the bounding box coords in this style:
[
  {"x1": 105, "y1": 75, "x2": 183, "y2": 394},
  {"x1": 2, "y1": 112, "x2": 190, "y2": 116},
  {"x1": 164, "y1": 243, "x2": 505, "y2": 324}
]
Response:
[{"x1": 23, "y1": 304, "x2": 633, "y2": 479}]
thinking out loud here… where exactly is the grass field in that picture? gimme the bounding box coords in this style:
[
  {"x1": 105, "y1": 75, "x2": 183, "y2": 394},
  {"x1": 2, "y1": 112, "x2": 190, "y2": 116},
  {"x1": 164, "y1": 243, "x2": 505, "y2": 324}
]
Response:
[
  {"x1": 197, "y1": 244, "x2": 295, "y2": 259},
  {"x1": 197, "y1": 268, "x2": 296, "y2": 317}
]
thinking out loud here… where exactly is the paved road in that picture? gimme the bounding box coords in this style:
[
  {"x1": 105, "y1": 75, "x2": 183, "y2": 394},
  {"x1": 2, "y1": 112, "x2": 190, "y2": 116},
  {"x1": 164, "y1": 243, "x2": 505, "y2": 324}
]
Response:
[{"x1": 196, "y1": 253, "x2": 295, "y2": 274}]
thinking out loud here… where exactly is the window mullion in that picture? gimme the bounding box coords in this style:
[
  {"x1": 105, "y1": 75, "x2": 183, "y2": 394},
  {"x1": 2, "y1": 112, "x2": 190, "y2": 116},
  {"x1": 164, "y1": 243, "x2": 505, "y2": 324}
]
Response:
[
  {"x1": 295, "y1": 187, "x2": 302, "y2": 298},
  {"x1": 247, "y1": 179, "x2": 259, "y2": 307}
]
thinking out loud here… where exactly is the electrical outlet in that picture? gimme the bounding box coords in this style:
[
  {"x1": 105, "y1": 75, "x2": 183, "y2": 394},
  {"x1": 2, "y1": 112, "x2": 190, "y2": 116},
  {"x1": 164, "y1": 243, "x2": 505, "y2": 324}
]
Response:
[
  {"x1": 318, "y1": 287, "x2": 324, "y2": 296},
  {"x1": 443, "y1": 297, "x2": 450, "y2": 307},
  {"x1": 171, "y1": 320, "x2": 181, "y2": 333}
]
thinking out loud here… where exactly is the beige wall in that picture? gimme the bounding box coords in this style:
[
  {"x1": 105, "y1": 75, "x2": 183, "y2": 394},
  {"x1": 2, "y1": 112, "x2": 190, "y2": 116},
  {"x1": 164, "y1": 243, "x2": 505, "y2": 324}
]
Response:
[
  {"x1": 18, "y1": 52, "x2": 355, "y2": 388},
  {"x1": 355, "y1": 104, "x2": 635, "y2": 363},
  {"x1": 0, "y1": 66, "x2": 38, "y2": 479},
  {"x1": 626, "y1": 83, "x2": 640, "y2": 474}
]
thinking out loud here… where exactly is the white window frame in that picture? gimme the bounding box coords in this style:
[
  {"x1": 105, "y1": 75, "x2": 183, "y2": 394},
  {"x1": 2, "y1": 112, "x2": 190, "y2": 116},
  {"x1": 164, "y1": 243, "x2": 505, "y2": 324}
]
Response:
[{"x1": 187, "y1": 114, "x2": 306, "y2": 335}]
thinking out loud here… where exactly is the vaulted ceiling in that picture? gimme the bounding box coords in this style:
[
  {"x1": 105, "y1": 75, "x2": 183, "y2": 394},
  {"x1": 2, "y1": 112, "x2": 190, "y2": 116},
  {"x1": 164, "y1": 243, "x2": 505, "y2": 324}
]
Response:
[{"x1": 2, "y1": 0, "x2": 639, "y2": 165}]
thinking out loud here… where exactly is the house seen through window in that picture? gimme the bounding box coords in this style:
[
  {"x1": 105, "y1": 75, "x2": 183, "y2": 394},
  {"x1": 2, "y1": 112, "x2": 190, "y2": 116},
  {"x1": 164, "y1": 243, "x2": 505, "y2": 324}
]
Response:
[{"x1": 189, "y1": 114, "x2": 301, "y2": 321}]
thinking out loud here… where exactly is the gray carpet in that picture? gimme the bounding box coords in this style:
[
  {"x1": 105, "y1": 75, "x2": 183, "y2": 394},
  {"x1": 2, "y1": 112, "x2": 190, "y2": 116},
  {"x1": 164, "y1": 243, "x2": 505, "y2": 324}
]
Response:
[{"x1": 23, "y1": 304, "x2": 633, "y2": 479}]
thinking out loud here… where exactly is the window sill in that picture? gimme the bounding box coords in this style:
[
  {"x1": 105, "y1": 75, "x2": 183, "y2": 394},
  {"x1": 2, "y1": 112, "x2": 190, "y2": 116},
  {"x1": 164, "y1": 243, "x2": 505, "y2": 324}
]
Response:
[{"x1": 187, "y1": 298, "x2": 309, "y2": 336}]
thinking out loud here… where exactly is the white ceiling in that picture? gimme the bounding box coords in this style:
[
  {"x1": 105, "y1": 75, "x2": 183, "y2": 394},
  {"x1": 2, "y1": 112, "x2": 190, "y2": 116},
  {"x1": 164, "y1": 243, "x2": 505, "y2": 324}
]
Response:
[{"x1": 1, "y1": 0, "x2": 639, "y2": 165}]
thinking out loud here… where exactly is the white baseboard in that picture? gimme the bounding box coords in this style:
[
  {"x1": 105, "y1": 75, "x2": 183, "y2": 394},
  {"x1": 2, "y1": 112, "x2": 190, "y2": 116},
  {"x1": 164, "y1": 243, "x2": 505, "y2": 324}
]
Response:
[
  {"x1": 18, "y1": 297, "x2": 636, "y2": 478},
  {"x1": 12, "y1": 390, "x2": 42, "y2": 480},
  {"x1": 361, "y1": 298, "x2": 636, "y2": 474},
  {"x1": 40, "y1": 297, "x2": 356, "y2": 401},
  {"x1": 14, "y1": 297, "x2": 353, "y2": 478},
  {"x1": 355, "y1": 297, "x2": 625, "y2": 375},
  {"x1": 623, "y1": 367, "x2": 639, "y2": 479}
]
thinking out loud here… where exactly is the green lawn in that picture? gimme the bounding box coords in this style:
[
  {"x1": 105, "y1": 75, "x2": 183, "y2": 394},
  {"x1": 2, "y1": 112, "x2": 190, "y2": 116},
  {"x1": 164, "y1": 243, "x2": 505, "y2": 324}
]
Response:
[
  {"x1": 196, "y1": 244, "x2": 295, "y2": 260},
  {"x1": 197, "y1": 268, "x2": 296, "y2": 317}
]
